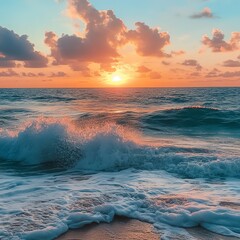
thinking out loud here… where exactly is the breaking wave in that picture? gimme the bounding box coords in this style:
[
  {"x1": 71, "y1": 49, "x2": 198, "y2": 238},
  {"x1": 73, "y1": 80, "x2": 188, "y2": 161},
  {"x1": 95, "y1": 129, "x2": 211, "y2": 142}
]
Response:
[{"x1": 0, "y1": 119, "x2": 239, "y2": 178}]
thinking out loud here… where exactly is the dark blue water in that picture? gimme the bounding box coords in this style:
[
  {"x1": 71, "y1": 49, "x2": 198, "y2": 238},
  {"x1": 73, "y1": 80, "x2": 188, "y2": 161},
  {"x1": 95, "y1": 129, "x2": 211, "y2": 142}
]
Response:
[{"x1": 0, "y1": 88, "x2": 239, "y2": 239}]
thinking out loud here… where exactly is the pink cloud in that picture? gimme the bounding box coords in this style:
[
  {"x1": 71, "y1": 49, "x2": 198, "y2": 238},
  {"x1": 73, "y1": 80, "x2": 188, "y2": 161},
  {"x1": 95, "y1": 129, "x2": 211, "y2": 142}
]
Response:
[
  {"x1": 202, "y1": 29, "x2": 240, "y2": 52},
  {"x1": 190, "y1": 72, "x2": 201, "y2": 77},
  {"x1": 206, "y1": 68, "x2": 240, "y2": 78},
  {"x1": 45, "y1": 0, "x2": 172, "y2": 72},
  {"x1": 21, "y1": 71, "x2": 66, "y2": 78},
  {"x1": 181, "y1": 59, "x2": 202, "y2": 71},
  {"x1": 136, "y1": 65, "x2": 161, "y2": 79},
  {"x1": 137, "y1": 65, "x2": 151, "y2": 73},
  {"x1": 0, "y1": 69, "x2": 18, "y2": 77},
  {"x1": 127, "y1": 22, "x2": 170, "y2": 57},
  {"x1": 162, "y1": 61, "x2": 170, "y2": 65},
  {"x1": 171, "y1": 50, "x2": 185, "y2": 56},
  {"x1": 50, "y1": 71, "x2": 67, "y2": 77},
  {"x1": 149, "y1": 71, "x2": 162, "y2": 79},
  {"x1": 60, "y1": 0, "x2": 125, "y2": 62},
  {"x1": 45, "y1": 0, "x2": 127, "y2": 72},
  {"x1": 190, "y1": 7, "x2": 215, "y2": 19},
  {"x1": 205, "y1": 68, "x2": 220, "y2": 78},
  {"x1": 44, "y1": 31, "x2": 59, "y2": 65},
  {"x1": 0, "y1": 60, "x2": 16, "y2": 68},
  {"x1": 220, "y1": 71, "x2": 240, "y2": 78},
  {"x1": 222, "y1": 60, "x2": 240, "y2": 67}
]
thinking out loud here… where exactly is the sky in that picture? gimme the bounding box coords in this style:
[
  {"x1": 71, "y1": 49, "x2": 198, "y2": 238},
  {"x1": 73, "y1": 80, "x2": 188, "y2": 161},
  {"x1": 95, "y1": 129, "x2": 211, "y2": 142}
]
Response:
[{"x1": 0, "y1": 0, "x2": 240, "y2": 88}]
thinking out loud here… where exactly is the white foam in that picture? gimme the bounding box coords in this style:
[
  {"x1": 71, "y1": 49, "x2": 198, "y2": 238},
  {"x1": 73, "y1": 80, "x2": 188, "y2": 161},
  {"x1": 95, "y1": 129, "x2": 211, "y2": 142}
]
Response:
[
  {"x1": 0, "y1": 169, "x2": 239, "y2": 240},
  {"x1": 0, "y1": 119, "x2": 240, "y2": 239},
  {"x1": 23, "y1": 222, "x2": 68, "y2": 240},
  {"x1": 0, "y1": 119, "x2": 239, "y2": 178}
]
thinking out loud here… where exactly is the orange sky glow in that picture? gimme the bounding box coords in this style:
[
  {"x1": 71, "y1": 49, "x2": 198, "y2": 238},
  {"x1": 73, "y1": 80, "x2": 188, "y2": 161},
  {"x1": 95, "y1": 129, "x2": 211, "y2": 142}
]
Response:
[{"x1": 0, "y1": 0, "x2": 240, "y2": 88}]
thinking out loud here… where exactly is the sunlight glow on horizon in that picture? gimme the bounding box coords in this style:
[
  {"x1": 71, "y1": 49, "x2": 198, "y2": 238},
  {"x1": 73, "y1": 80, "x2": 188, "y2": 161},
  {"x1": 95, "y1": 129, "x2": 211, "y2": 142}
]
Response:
[
  {"x1": 112, "y1": 75, "x2": 122, "y2": 83},
  {"x1": 0, "y1": 0, "x2": 240, "y2": 87},
  {"x1": 107, "y1": 74, "x2": 125, "y2": 86},
  {"x1": 103, "y1": 70, "x2": 131, "y2": 86}
]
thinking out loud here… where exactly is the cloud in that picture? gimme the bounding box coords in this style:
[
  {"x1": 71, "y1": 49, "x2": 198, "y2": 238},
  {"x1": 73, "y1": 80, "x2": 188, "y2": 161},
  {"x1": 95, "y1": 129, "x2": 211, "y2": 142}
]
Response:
[
  {"x1": 45, "y1": 0, "x2": 172, "y2": 72},
  {"x1": 137, "y1": 65, "x2": 151, "y2": 73},
  {"x1": 94, "y1": 71, "x2": 101, "y2": 77},
  {"x1": 206, "y1": 68, "x2": 240, "y2": 78},
  {"x1": 219, "y1": 71, "x2": 240, "y2": 78},
  {"x1": 69, "y1": 62, "x2": 94, "y2": 77},
  {"x1": 222, "y1": 60, "x2": 240, "y2": 67},
  {"x1": 0, "y1": 60, "x2": 16, "y2": 68},
  {"x1": 136, "y1": 65, "x2": 161, "y2": 79},
  {"x1": 190, "y1": 7, "x2": 215, "y2": 19},
  {"x1": 50, "y1": 71, "x2": 67, "y2": 77},
  {"x1": 100, "y1": 63, "x2": 116, "y2": 73},
  {"x1": 22, "y1": 72, "x2": 37, "y2": 77},
  {"x1": 47, "y1": 0, "x2": 126, "y2": 66},
  {"x1": 45, "y1": 0, "x2": 128, "y2": 72},
  {"x1": 162, "y1": 61, "x2": 170, "y2": 65},
  {"x1": 127, "y1": 22, "x2": 170, "y2": 57},
  {"x1": 0, "y1": 69, "x2": 19, "y2": 77},
  {"x1": 170, "y1": 68, "x2": 187, "y2": 74},
  {"x1": 44, "y1": 32, "x2": 58, "y2": 59},
  {"x1": 202, "y1": 29, "x2": 240, "y2": 52},
  {"x1": 181, "y1": 59, "x2": 202, "y2": 71},
  {"x1": 205, "y1": 68, "x2": 220, "y2": 78},
  {"x1": 149, "y1": 71, "x2": 161, "y2": 79},
  {"x1": 171, "y1": 50, "x2": 185, "y2": 56},
  {"x1": 20, "y1": 71, "x2": 66, "y2": 78},
  {"x1": 190, "y1": 72, "x2": 201, "y2": 77},
  {"x1": 0, "y1": 26, "x2": 48, "y2": 68}
]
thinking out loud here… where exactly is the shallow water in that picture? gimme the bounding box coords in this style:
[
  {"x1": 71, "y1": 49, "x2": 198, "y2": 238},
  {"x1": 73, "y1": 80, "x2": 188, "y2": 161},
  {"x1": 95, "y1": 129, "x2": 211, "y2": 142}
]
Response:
[{"x1": 0, "y1": 88, "x2": 239, "y2": 239}]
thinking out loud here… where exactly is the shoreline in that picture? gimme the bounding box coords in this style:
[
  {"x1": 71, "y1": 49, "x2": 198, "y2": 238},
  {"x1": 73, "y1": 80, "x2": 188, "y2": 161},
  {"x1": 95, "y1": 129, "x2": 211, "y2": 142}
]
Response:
[
  {"x1": 56, "y1": 217, "x2": 159, "y2": 240},
  {"x1": 56, "y1": 217, "x2": 239, "y2": 240}
]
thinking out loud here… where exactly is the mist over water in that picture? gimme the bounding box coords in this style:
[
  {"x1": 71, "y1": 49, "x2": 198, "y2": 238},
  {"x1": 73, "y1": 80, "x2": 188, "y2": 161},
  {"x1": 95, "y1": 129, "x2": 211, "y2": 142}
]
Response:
[{"x1": 0, "y1": 88, "x2": 239, "y2": 239}]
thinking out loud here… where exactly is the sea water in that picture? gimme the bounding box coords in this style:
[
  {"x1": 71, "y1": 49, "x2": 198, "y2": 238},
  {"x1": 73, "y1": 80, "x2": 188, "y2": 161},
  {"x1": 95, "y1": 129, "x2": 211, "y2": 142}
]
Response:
[{"x1": 0, "y1": 88, "x2": 239, "y2": 239}]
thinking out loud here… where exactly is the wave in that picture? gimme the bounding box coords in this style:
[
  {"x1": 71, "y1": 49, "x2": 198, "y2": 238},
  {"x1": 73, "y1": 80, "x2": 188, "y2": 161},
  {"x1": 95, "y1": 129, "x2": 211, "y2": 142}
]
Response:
[
  {"x1": 0, "y1": 119, "x2": 239, "y2": 178},
  {"x1": 142, "y1": 106, "x2": 240, "y2": 134},
  {"x1": 0, "y1": 108, "x2": 34, "y2": 125},
  {"x1": 6, "y1": 174, "x2": 240, "y2": 240},
  {"x1": 22, "y1": 204, "x2": 240, "y2": 240},
  {"x1": 31, "y1": 96, "x2": 77, "y2": 102}
]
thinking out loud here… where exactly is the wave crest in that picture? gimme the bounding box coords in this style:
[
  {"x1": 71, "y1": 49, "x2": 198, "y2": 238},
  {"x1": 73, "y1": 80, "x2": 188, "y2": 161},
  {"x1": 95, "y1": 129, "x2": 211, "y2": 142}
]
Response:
[
  {"x1": 142, "y1": 106, "x2": 240, "y2": 133},
  {"x1": 0, "y1": 118, "x2": 239, "y2": 178}
]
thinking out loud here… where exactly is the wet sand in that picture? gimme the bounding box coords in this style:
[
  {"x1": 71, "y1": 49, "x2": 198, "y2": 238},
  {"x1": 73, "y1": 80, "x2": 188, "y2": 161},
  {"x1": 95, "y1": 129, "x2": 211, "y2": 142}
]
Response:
[
  {"x1": 56, "y1": 217, "x2": 239, "y2": 240},
  {"x1": 56, "y1": 217, "x2": 159, "y2": 240},
  {"x1": 187, "y1": 227, "x2": 239, "y2": 240}
]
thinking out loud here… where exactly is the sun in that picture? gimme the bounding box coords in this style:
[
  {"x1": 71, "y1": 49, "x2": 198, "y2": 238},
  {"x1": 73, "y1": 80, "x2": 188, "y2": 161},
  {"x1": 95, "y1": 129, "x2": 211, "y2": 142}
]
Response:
[
  {"x1": 112, "y1": 75, "x2": 122, "y2": 83},
  {"x1": 105, "y1": 72, "x2": 127, "y2": 86}
]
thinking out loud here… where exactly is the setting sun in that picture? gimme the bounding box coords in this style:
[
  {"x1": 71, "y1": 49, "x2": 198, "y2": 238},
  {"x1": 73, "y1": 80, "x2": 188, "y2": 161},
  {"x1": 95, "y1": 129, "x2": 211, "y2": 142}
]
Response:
[
  {"x1": 112, "y1": 75, "x2": 122, "y2": 83},
  {"x1": 106, "y1": 74, "x2": 126, "y2": 85}
]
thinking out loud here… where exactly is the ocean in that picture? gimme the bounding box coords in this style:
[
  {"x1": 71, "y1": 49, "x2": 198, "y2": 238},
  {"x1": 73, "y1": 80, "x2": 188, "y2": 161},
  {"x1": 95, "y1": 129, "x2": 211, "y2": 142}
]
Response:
[{"x1": 0, "y1": 88, "x2": 239, "y2": 239}]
